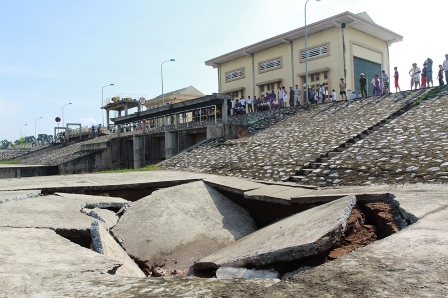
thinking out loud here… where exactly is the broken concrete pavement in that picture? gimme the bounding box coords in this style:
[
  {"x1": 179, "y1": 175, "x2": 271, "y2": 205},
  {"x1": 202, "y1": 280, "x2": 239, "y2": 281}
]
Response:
[
  {"x1": 196, "y1": 195, "x2": 357, "y2": 270},
  {"x1": 112, "y1": 181, "x2": 257, "y2": 276}
]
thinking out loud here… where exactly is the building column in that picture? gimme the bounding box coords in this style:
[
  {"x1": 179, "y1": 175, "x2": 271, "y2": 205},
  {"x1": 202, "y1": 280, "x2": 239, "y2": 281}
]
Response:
[
  {"x1": 165, "y1": 131, "x2": 176, "y2": 159},
  {"x1": 222, "y1": 99, "x2": 228, "y2": 124},
  {"x1": 133, "y1": 135, "x2": 142, "y2": 169}
]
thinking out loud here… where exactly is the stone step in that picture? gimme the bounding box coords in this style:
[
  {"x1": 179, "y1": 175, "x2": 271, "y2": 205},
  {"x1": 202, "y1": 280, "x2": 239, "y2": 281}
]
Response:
[
  {"x1": 310, "y1": 162, "x2": 328, "y2": 169},
  {"x1": 296, "y1": 168, "x2": 315, "y2": 175},
  {"x1": 328, "y1": 152, "x2": 340, "y2": 158},
  {"x1": 289, "y1": 175, "x2": 306, "y2": 182}
]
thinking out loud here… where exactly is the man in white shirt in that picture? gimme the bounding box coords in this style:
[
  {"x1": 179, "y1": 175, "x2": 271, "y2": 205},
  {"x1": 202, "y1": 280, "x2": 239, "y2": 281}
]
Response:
[
  {"x1": 412, "y1": 63, "x2": 421, "y2": 89},
  {"x1": 239, "y1": 97, "x2": 246, "y2": 112},
  {"x1": 246, "y1": 96, "x2": 253, "y2": 113},
  {"x1": 443, "y1": 54, "x2": 448, "y2": 85},
  {"x1": 351, "y1": 91, "x2": 357, "y2": 99},
  {"x1": 278, "y1": 86, "x2": 286, "y2": 108},
  {"x1": 294, "y1": 85, "x2": 302, "y2": 105},
  {"x1": 231, "y1": 98, "x2": 236, "y2": 115}
]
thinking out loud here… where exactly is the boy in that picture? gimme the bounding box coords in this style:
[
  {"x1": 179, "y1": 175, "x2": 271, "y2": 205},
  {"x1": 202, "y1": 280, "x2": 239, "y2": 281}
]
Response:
[{"x1": 394, "y1": 67, "x2": 401, "y2": 92}]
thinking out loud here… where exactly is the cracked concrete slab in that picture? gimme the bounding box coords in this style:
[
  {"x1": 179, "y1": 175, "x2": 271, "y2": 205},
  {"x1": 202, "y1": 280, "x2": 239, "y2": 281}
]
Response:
[
  {"x1": 196, "y1": 195, "x2": 356, "y2": 269},
  {"x1": 0, "y1": 170, "x2": 209, "y2": 191},
  {"x1": 112, "y1": 181, "x2": 257, "y2": 276},
  {"x1": 0, "y1": 189, "x2": 41, "y2": 204},
  {"x1": 91, "y1": 221, "x2": 146, "y2": 278},
  {"x1": 0, "y1": 193, "x2": 129, "y2": 230},
  {"x1": 0, "y1": 227, "x2": 123, "y2": 296}
]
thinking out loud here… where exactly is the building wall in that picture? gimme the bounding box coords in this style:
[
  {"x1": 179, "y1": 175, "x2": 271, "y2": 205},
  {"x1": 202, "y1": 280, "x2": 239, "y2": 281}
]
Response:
[
  {"x1": 219, "y1": 56, "x2": 252, "y2": 98},
  {"x1": 347, "y1": 27, "x2": 388, "y2": 92},
  {"x1": 219, "y1": 25, "x2": 390, "y2": 101},
  {"x1": 253, "y1": 43, "x2": 292, "y2": 98}
]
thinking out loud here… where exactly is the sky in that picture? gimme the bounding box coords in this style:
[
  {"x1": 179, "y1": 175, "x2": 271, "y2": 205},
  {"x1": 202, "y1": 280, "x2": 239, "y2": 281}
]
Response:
[{"x1": 0, "y1": 0, "x2": 446, "y2": 142}]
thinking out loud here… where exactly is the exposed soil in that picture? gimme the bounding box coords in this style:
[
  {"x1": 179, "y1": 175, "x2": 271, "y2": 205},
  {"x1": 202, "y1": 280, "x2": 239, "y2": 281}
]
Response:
[{"x1": 327, "y1": 206, "x2": 377, "y2": 260}]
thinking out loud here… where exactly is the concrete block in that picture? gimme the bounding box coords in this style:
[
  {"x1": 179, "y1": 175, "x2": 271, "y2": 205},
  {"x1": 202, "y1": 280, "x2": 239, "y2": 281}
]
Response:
[
  {"x1": 112, "y1": 181, "x2": 257, "y2": 276},
  {"x1": 195, "y1": 195, "x2": 356, "y2": 269},
  {"x1": 91, "y1": 221, "x2": 145, "y2": 278}
]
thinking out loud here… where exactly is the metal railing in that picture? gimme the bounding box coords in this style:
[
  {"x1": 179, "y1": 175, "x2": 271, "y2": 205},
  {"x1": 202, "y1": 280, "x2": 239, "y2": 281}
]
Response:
[{"x1": 107, "y1": 104, "x2": 220, "y2": 136}]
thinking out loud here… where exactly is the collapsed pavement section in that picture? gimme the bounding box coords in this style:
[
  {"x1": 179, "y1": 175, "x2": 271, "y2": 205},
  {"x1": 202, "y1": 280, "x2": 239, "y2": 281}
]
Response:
[{"x1": 112, "y1": 181, "x2": 257, "y2": 276}]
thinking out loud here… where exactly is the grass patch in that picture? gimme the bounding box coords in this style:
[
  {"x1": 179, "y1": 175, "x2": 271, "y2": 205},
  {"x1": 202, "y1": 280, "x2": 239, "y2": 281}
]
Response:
[
  {"x1": 0, "y1": 159, "x2": 19, "y2": 164},
  {"x1": 96, "y1": 164, "x2": 161, "y2": 174}
]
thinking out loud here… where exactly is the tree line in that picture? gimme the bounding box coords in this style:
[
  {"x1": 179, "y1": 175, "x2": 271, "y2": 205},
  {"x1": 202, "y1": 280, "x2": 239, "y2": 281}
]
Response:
[{"x1": 0, "y1": 134, "x2": 54, "y2": 149}]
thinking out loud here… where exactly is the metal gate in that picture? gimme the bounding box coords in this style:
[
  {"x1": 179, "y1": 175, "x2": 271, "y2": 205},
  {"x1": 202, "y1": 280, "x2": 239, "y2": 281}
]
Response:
[{"x1": 353, "y1": 57, "x2": 382, "y2": 95}]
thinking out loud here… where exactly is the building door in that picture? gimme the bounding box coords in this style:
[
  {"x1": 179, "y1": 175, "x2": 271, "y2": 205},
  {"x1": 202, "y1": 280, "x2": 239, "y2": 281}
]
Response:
[{"x1": 353, "y1": 57, "x2": 382, "y2": 95}]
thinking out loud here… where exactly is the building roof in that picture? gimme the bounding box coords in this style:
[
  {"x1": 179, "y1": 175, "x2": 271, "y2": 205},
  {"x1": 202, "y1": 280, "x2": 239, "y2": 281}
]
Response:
[{"x1": 205, "y1": 11, "x2": 403, "y2": 67}]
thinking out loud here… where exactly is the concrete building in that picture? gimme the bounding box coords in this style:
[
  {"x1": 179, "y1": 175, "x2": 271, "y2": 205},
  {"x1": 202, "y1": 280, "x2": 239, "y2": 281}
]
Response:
[{"x1": 205, "y1": 11, "x2": 402, "y2": 101}]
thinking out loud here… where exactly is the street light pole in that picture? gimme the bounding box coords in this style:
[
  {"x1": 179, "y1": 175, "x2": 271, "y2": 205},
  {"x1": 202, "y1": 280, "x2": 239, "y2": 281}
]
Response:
[
  {"x1": 20, "y1": 124, "x2": 27, "y2": 138},
  {"x1": 304, "y1": 0, "x2": 321, "y2": 105},
  {"x1": 102, "y1": 84, "x2": 114, "y2": 127},
  {"x1": 34, "y1": 117, "x2": 43, "y2": 139},
  {"x1": 161, "y1": 59, "x2": 175, "y2": 106},
  {"x1": 62, "y1": 103, "x2": 72, "y2": 127}
]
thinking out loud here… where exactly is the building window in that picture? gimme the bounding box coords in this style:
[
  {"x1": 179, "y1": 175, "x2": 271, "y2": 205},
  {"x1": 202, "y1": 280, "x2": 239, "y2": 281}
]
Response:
[
  {"x1": 300, "y1": 44, "x2": 329, "y2": 60},
  {"x1": 225, "y1": 68, "x2": 245, "y2": 82},
  {"x1": 259, "y1": 57, "x2": 282, "y2": 73},
  {"x1": 324, "y1": 72, "x2": 328, "y2": 79}
]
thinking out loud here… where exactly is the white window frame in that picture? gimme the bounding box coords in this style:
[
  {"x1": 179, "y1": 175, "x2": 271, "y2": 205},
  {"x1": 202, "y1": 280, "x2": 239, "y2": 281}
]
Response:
[
  {"x1": 225, "y1": 68, "x2": 245, "y2": 82},
  {"x1": 300, "y1": 43, "x2": 330, "y2": 62},
  {"x1": 258, "y1": 57, "x2": 282, "y2": 73}
]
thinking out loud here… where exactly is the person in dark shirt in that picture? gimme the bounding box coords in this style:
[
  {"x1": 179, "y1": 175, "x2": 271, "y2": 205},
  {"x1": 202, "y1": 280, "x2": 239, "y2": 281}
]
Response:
[{"x1": 359, "y1": 73, "x2": 367, "y2": 97}]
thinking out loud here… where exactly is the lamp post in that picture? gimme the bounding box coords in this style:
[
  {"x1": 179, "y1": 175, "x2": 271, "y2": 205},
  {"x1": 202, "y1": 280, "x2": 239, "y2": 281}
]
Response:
[
  {"x1": 304, "y1": 0, "x2": 321, "y2": 105},
  {"x1": 102, "y1": 84, "x2": 114, "y2": 127},
  {"x1": 161, "y1": 59, "x2": 175, "y2": 105},
  {"x1": 34, "y1": 117, "x2": 43, "y2": 139},
  {"x1": 62, "y1": 103, "x2": 72, "y2": 127},
  {"x1": 20, "y1": 124, "x2": 27, "y2": 138}
]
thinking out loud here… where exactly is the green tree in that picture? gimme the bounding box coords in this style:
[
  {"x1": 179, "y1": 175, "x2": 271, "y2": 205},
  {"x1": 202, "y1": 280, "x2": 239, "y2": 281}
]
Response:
[{"x1": 0, "y1": 139, "x2": 11, "y2": 149}]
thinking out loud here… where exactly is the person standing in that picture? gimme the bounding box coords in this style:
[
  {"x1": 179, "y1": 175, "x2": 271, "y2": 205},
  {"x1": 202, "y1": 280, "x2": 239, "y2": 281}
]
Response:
[
  {"x1": 269, "y1": 90, "x2": 276, "y2": 109},
  {"x1": 289, "y1": 87, "x2": 295, "y2": 107},
  {"x1": 412, "y1": 63, "x2": 421, "y2": 89},
  {"x1": 319, "y1": 84, "x2": 325, "y2": 103},
  {"x1": 426, "y1": 58, "x2": 433, "y2": 87},
  {"x1": 437, "y1": 65, "x2": 445, "y2": 86},
  {"x1": 394, "y1": 67, "x2": 401, "y2": 92},
  {"x1": 339, "y1": 78, "x2": 347, "y2": 100},
  {"x1": 371, "y1": 76, "x2": 376, "y2": 95},
  {"x1": 239, "y1": 96, "x2": 246, "y2": 113},
  {"x1": 279, "y1": 86, "x2": 287, "y2": 108},
  {"x1": 247, "y1": 96, "x2": 253, "y2": 113},
  {"x1": 421, "y1": 62, "x2": 427, "y2": 88},
  {"x1": 359, "y1": 73, "x2": 367, "y2": 97},
  {"x1": 443, "y1": 54, "x2": 448, "y2": 85},
  {"x1": 381, "y1": 70, "x2": 389, "y2": 94},
  {"x1": 375, "y1": 74, "x2": 382, "y2": 96},
  {"x1": 409, "y1": 66, "x2": 415, "y2": 90},
  {"x1": 294, "y1": 85, "x2": 301, "y2": 105},
  {"x1": 231, "y1": 98, "x2": 236, "y2": 115},
  {"x1": 253, "y1": 96, "x2": 259, "y2": 112}
]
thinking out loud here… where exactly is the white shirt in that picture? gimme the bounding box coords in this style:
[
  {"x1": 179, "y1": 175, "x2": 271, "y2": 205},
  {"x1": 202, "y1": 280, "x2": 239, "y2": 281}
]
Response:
[
  {"x1": 240, "y1": 98, "x2": 246, "y2": 105},
  {"x1": 332, "y1": 91, "x2": 337, "y2": 100},
  {"x1": 294, "y1": 88, "x2": 301, "y2": 97},
  {"x1": 351, "y1": 93, "x2": 357, "y2": 99},
  {"x1": 231, "y1": 99, "x2": 236, "y2": 108},
  {"x1": 279, "y1": 90, "x2": 286, "y2": 99},
  {"x1": 247, "y1": 98, "x2": 252, "y2": 104},
  {"x1": 443, "y1": 59, "x2": 448, "y2": 71}
]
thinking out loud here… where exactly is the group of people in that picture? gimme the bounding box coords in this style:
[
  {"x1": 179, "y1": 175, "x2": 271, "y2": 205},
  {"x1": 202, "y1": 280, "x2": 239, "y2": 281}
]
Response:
[
  {"x1": 355, "y1": 54, "x2": 448, "y2": 98},
  {"x1": 231, "y1": 85, "x2": 306, "y2": 114},
  {"x1": 408, "y1": 55, "x2": 448, "y2": 89}
]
